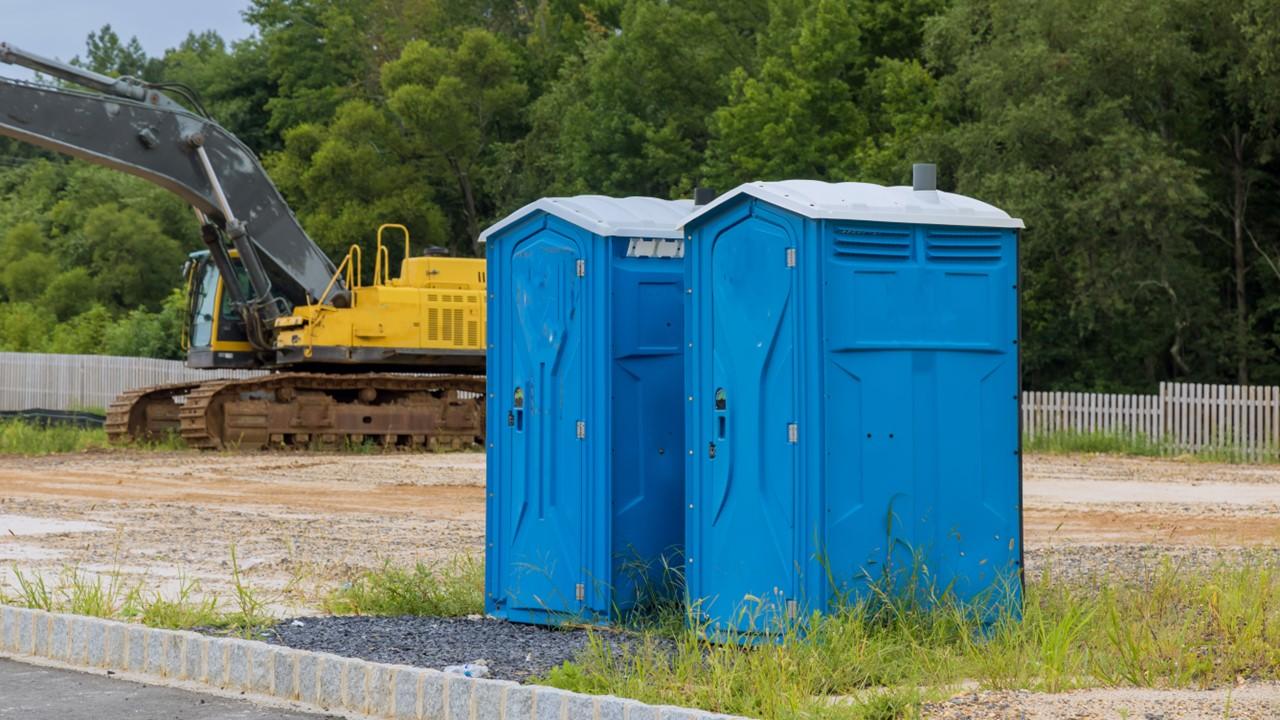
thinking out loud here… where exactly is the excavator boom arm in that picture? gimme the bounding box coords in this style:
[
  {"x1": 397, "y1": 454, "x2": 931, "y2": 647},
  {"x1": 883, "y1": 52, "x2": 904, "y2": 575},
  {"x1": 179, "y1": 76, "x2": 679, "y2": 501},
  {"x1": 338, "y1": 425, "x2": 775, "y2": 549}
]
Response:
[{"x1": 0, "y1": 42, "x2": 345, "y2": 315}]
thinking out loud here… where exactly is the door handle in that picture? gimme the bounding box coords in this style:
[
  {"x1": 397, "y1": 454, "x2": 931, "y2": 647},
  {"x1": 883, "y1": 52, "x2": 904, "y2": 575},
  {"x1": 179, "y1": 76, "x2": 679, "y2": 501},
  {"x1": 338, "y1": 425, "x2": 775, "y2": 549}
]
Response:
[{"x1": 712, "y1": 387, "x2": 727, "y2": 457}]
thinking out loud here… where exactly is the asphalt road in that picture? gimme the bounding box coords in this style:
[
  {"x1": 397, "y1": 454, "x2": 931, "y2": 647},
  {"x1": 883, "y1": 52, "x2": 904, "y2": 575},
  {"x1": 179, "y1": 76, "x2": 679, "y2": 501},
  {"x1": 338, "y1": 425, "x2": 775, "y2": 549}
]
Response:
[{"x1": 0, "y1": 657, "x2": 332, "y2": 719}]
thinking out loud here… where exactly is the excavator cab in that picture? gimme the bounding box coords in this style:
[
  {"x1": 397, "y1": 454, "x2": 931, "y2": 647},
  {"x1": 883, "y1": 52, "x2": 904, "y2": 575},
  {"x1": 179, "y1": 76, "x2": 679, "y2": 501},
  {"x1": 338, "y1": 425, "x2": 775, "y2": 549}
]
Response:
[{"x1": 181, "y1": 250, "x2": 258, "y2": 369}]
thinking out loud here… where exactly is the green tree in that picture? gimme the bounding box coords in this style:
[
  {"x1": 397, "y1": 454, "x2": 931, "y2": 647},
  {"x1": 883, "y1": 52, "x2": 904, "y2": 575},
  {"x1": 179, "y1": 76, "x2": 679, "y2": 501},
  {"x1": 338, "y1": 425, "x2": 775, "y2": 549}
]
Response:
[
  {"x1": 0, "y1": 222, "x2": 48, "y2": 266},
  {"x1": 103, "y1": 290, "x2": 186, "y2": 359},
  {"x1": 530, "y1": 0, "x2": 770, "y2": 198},
  {"x1": 266, "y1": 100, "x2": 450, "y2": 264},
  {"x1": 40, "y1": 269, "x2": 97, "y2": 321},
  {"x1": 81, "y1": 205, "x2": 185, "y2": 310},
  {"x1": 703, "y1": 0, "x2": 868, "y2": 187},
  {"x1": 155, "y1": 32, "x2": 279, "y2": 153},
  {"x1": 0, "y1": 253, "x2": 57, "y2": 303},
  {"x1": 75, "y1": 24, "x2": 156, "y2": 78},
  {"x1": 244, "y1": 0, "x2": 379, "y2": 135},
  {"x1": 0, "y1": 303, "x2": 55, "y2": 352},
  {"x1": 1190, "y1": 0, "x2": 1280, "y2": 384},
  {"x1": 855, "y1": 58, "x2": 942, "y2": 184},
  {"x1": 46, "y1": 305, "x2": 114, "y2": 355},
  {"x1": 383, "y1": 31, "x2": 528, "y2": 246},
  {"x1": 925, "y1": 0, "x2": 1216, "y2": 390}
]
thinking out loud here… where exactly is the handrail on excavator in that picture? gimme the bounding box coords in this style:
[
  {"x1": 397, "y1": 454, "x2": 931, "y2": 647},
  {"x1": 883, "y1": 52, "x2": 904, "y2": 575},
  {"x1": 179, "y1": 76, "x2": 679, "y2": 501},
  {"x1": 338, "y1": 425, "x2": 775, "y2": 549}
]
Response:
[
  {"x1": 378, "y1": 245, "x2": 391, "y2": 286},
  {"x1": 317, "y1": 244, "x2": 363, "y2": 309},
  {"x1": 375, "y1": 224, "x2": 411, "y2": 286}
]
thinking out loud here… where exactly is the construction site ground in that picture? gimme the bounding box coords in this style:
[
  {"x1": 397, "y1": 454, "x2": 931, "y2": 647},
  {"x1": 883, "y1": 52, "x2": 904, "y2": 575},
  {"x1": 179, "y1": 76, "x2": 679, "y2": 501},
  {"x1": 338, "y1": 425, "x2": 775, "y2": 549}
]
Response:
[{"x1": 0, "y1": 450, "x2": 1277, "y2": 718}]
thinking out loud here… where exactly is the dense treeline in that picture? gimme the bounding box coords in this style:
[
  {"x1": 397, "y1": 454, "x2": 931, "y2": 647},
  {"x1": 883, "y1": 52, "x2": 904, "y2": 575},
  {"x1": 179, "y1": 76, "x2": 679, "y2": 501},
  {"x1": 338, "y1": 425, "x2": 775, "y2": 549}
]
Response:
[{"x1": 0, "y1": 0, "x2": 1277, "y2": 390}]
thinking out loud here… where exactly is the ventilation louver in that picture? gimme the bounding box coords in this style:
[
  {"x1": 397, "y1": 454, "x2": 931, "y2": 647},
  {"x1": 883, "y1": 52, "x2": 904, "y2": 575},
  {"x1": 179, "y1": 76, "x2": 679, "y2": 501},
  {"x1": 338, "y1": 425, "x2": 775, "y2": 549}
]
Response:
[
  {"x1": 926, "y1": 230, "x2": 1003, "y2": 263},
  {"x1": 831, "y1": 227, "x2": 913, "y2": 262}
]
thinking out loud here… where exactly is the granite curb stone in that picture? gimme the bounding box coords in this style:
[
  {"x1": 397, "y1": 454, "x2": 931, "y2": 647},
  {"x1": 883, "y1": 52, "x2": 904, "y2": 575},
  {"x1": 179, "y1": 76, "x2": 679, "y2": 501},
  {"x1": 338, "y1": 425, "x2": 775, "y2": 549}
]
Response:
[{"x1": 0, "y1": 605, "x2": 747, "y2": 720}]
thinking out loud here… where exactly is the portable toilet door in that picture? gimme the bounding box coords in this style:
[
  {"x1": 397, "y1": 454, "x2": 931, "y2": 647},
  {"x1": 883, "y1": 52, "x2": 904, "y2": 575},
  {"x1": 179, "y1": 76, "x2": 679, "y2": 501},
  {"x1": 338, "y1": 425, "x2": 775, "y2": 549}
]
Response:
[
  {"x1": 682, "y1": 176, "x2": 1025, "y2": 637},
  {"x1": 481, "y1": 195, "x2": 692, "y2": 625},
  {"x1": 490, "y1": 214, "x2": 588, "y2": 623},
  {"x1": 682, "y1": 196, "x2": 808, "y2": 634}
]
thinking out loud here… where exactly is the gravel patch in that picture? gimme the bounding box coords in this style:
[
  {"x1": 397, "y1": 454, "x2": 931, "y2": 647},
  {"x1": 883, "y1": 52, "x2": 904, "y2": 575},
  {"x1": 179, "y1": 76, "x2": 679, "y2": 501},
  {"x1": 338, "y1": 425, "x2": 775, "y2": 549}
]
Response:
[
  {"x1": 1025, "y1": 543, "x2": 1280, "y2": 587},
  {"x1": 263, "y1": 615, "x2": 651, "y2": 682},
  {"x1": 258, "y1": 546, "x2": 1279, "y2": 684}
]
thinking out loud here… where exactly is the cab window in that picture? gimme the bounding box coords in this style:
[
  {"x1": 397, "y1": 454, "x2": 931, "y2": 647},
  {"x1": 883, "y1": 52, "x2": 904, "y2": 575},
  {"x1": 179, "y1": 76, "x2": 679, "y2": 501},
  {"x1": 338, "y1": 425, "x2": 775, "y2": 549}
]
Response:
[
  {"x1": 219, "y1": 264, "x2": 253, "y2": 324},
  {"x1": 214, "y1": 262, "x2": 253, "y2": 343},
  {"x1": 190, "y1": 261, "x2": 218, "y2": 348}
]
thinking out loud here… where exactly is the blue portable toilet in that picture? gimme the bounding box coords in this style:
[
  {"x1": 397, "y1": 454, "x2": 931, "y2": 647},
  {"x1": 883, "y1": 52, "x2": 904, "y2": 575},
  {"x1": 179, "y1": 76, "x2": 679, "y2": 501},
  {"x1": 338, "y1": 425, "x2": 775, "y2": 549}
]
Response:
[
  {"x1": 681, "y1": 174, "x2": 1025, "y2": 635},
  {"x1": 481, "y1": 195, "x2": 693, "y2": 625}
]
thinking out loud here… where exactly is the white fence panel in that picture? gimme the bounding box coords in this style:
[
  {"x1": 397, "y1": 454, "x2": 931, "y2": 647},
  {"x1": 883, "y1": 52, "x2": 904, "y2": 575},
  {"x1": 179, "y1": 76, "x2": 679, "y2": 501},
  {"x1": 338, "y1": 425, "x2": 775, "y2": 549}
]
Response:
[
  {"x1": 1024, "y1": 382, "x2": 1280, "y2": 458},
  {"x1": 0, "y1": 352, "x2": 263, "y2": 412}
]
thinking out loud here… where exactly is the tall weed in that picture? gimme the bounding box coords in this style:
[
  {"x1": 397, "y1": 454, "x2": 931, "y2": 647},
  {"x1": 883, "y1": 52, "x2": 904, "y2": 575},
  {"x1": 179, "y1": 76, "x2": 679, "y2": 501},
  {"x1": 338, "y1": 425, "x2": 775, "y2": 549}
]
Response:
[
  {"x1": 323, "y1": 556, "x2": 484, "y2": 617},
  {"x1": 540, "y1": 558, "x2": 1280, "y2": 719}
]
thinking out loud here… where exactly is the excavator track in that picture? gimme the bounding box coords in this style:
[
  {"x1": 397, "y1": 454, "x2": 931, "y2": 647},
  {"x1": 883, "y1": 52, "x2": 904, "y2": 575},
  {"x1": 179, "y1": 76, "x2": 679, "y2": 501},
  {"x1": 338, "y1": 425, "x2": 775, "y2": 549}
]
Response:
[
  {"x1": 105, "y1": 380, "x2": 204, "y2": 444},
  {"x1": 173, "y1": 372, "x2": 485, "y2": 450}
]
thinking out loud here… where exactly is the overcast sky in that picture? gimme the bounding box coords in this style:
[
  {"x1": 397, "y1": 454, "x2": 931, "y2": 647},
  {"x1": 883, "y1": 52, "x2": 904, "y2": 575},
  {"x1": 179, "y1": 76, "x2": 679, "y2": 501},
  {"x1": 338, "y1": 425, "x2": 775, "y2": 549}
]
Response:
[{"x1": 0, "y1": 0, "x2": 254, "y2": 80}]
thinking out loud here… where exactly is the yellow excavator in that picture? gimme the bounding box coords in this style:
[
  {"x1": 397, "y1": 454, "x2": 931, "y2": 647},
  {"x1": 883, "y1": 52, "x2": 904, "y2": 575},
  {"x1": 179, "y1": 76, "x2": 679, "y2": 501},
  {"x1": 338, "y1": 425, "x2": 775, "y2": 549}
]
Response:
[{"x1": 0, "y1": 43, "x2": 486, "y2": 449}]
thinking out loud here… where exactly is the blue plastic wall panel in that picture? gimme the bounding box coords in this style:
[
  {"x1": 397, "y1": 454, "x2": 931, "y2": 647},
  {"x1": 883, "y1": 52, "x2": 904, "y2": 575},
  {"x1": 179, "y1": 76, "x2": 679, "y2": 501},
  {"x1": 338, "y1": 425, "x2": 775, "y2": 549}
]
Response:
[
  {"x1": 684, "y1": 197, "x2": 1020, "y2": 636},
  {"x1": 609, "y1": 238, "x2": 685, "y2": 609},
  {"x1": 814, "y1": 221, "x2": 1020, "y2": 610},
  {"x1": 486, "y1": 210, "x2": 685, "y2": 626}
]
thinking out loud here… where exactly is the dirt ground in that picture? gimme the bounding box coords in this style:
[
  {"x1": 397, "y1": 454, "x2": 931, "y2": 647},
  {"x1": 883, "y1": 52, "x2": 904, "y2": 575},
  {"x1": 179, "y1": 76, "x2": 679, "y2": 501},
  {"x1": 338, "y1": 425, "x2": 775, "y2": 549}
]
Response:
[
  {"x1": 0, "y1": 452, "x2": 486, "y2": 612},
  {"x1": 0, "y1": 449, "x2": 1278, "y2": 717}
]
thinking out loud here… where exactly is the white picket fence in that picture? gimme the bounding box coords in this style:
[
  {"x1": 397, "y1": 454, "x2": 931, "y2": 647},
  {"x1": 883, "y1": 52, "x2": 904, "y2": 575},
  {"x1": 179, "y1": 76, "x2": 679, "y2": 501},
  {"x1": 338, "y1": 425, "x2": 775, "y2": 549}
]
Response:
[
  {"x1": 0, "y1": 352, "x2": 262, "y2": 412},
  {"x1": 1023, "y1": 382, "x2": 1280, "y2": 459},
  {"x1": 0, "y1": 353, "x2": 1273, "y2": 458}
]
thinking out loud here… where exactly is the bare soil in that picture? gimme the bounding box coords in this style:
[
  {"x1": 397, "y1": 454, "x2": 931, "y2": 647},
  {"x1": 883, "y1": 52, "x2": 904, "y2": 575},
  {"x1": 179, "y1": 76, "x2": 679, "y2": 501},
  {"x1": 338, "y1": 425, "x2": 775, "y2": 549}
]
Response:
[
  {"x1": 0, "y1": 450, "x2": 485, "y2": 612},
  {"x1": 1023, "y1": 454, "x2": 1280, "y2": 548},
  {"x1": 925, "y1": 683, "x2": 1280, "y2": 720},
  {"x1": 0, "y1": 449, "x2": 1277, "y2": 716}
]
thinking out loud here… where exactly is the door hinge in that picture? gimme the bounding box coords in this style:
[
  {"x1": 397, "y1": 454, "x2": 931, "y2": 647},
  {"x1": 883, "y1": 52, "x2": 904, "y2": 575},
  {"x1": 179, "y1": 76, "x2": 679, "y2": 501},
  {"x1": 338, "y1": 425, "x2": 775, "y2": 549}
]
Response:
[
  {"x1": 576, "y1": 259, "x2": 585, "y2": 277},
  {"x1": 787, "y1": 423, "x2": 798, "y2": 444},
  {"x1": 576, "y1": 420, "x2": 586, "y2": 439},
  {"x1": 785, "y1": 247, "x2": 796, "y2": 268},
  {"x1": 575, "y1": 583, "x2": 585, "y2": 602}
]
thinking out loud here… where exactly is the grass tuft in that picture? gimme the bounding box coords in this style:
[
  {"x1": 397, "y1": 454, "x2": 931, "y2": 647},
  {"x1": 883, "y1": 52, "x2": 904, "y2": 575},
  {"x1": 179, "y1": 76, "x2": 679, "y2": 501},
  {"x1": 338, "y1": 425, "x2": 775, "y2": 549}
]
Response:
[
  {"x1": 10, "y1": 566, "x2": 141, "y2": 618},
  {"x1": 0, "y1": 420, "x2": 111, "y2": 454},
  {"x1": 537, "y1": 558, "x2": 1280, "y2": 719},
  {"x1": 137, "y1": 574, "x2": 223, "y2": 629},
  {"x1": 323, "y1": 556, "x2": 484, "y2": 617},
  {"x1": 1024, "y1": 429, "x2": 1280, "y2": 463},
  {"x1": 3, "y1": 546, "x2": 274, "y2": 635},
  {"x1": 132, "y1": 431, "x2": 189, "y2": 451},
  {"x1": 0, "y1": 419, "x2": 189, "y2": 454},
  {"x1": 1024, "y1": 430, "x2": 1162, "y2": 456}
]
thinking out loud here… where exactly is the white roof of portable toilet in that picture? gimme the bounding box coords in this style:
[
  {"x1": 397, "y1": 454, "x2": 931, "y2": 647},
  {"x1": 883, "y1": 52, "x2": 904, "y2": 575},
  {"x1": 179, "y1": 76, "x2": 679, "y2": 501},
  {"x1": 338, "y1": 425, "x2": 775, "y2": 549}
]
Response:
[
  {"x1": 479, "y1": 195, "x2": 695, "y2": 244},
  {"x1": 682, "y1": 180, "x2": 1024, "y2": 229}
]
